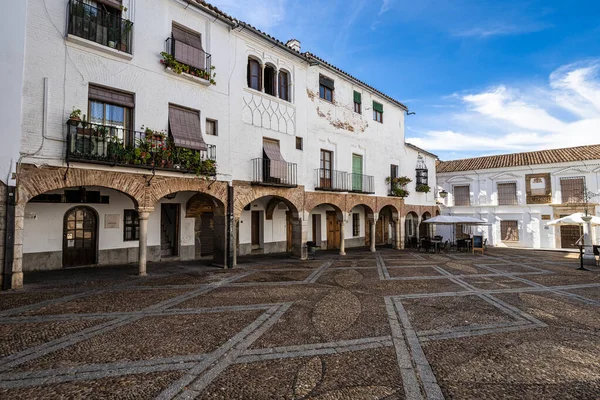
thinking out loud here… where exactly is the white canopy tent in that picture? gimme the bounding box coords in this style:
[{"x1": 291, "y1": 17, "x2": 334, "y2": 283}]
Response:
[
  {"x1": 421, "y1": 215, "x2": 491, "y2": 243},
  {"x1": 547, "y1": 212, "x2": 600, "y2": 226}
]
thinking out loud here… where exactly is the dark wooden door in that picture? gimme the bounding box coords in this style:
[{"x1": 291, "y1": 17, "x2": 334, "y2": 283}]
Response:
[
  {"x1": 312, "y1": 214, "x2": 322, "y2": 247},
  {"x1": 376, "y1": 215, "x2": 389, "y2": 245},
  {"x1": 286, "y1": 211, "x2": 293, "y2": 252},
  {"x1": 63, "y1": 206, "x2": 97, "y2": 267},
  {"x1": 251, "y1": 211, "x2": 261, "y2": 248},
  {"x1": 199, "y1": 212, "x2": 214, "y2": 256},
  {"x1": 320, "y1": 150, "x2": 332, "y2": 188},
  {"x1": 326, "y1": 211, "x2": 340, "y2": 249},
  {"x1": 560, "y1": 225, "x2": 582, "y2": 249}
]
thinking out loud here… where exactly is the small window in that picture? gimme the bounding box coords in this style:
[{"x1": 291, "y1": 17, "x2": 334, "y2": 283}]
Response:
[
  {"x1": 206, "y1": 119, "x2": 218, "y2": 136},
  {"x1": 560, "y1": 177, "x2": 585, "y2": 204},
  {"x1": 352, "y1": 213, "x2": 360, "y2": 237},
  {"x1": 123, "y1": 210, "x2": 140, "y2": 241},
  {"x1": 501, "y1": 220, "x2": 519, "y2": 242},
  {"x1": 454, "y1": 185, "x2": 470, "y2": 206},
  {"x1": 247, "y1": 58, "x2": 261, "y2": 90},
  {"x1": 373, "y1": 101, "x2": 383, "y2": 123},
  {"x1": 319, "y1": 75, "x2": 334, "y2": 102},
  {"x1": 279, "y1": 71, "x2": 290, "y2": 101},
  {"x1": 264, "y1": 65, "x2": 276, "y2": 96},
  {"x1": 498, "y1": 182, "x2": 518, "y2": 205},
  {"x1": 296, "y1": 137, "x2": 303, "y2": 150},
  {"x1": 353, "y1": 91, "x2": 362, "y2": 114}
]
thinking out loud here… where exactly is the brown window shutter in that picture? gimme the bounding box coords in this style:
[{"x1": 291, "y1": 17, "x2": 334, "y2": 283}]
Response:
[
  {"x1": 168, "y1": 104, "x2": 207, "y2": 151},
  {"x1": 95, "y1": 0, "x2": 122, "y2": 10},
  {"x1": 88, "y1": 84, "x2": 134, "y2": 108},
  {"x1": 172, "y1": 24, "x2": 205, "y2": 70},
  {"x1": 172, "y1": 24, "x2": 203, "y2": 49}
]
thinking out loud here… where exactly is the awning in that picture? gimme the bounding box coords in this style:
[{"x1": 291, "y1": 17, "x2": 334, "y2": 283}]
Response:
[
  {"x1": 263, "y1": 139, "x2": 287, "y2": 180},
  {"x1": 89, "y1": 85, "x2": 135, "y2": 108},
  {"x1": 263, "y1": 140, "x2": 285, "y2": 162},
  {"x1": 422, "y1": 215, "x2": 490, "y2": 225},
  {"x1": 168, "y1": 105, "x2": 207, "y2": 151}
]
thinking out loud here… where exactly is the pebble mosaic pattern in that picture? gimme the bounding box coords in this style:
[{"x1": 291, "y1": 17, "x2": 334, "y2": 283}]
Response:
[{"x1": 0, "y1": 248, "x2": 598, "y2": 399}]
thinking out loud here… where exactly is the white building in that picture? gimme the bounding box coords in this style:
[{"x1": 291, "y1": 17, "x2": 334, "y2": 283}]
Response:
[
  {"x1": 1, "y1": 0, "x2": 437, "y2": 289},
  {"x1": 436, "y1": 144, "x2": 600, "y2": 249}
]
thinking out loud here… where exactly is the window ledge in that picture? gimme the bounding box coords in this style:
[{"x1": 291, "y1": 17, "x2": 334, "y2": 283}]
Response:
[
  {"x1": 165, "y1": 67, "x2": 211, "y2": 86},
  {"x1": 66, "y1": 34, "x2": 133, "y2": 61}
]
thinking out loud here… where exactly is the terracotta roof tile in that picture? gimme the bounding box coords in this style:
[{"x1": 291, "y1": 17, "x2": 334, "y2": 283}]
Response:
[{"x1": 437, "y1": 144, "x2": 600, "y2": 173}]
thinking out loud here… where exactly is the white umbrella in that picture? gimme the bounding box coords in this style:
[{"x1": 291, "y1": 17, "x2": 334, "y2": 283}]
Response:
[
  {"x1": 421, "y1": 215, "x2": 490, "y2": 225},
  {"x1": 547, "y1": 212, "x2": 600, "y2": 226}
]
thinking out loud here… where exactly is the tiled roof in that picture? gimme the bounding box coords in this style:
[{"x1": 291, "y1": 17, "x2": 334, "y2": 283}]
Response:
[
  {"x1": 190, "y1": 1, "x2": 408, "y2": 111},
  {"x1": 437, "y1": 144, "x2": 600, "y2": 173}
]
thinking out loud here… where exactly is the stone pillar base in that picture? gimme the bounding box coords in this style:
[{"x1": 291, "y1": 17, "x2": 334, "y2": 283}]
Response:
[{"x1": 11, "y1": 272, "x2": 23, "y2": 289}]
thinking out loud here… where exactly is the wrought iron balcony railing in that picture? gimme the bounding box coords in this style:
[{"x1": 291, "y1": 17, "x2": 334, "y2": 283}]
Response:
[
  {"x1": 68, "y1": 0, "x2": 133, "y2": 54},
  {"x1": 164, "y1": 37, "x2": 212, "y2": 78},
  {"x1": 66, "y1": 121, "x2": 216, "y2": 176},
  {"x1": 251, "y1": 158, "x2": 297, "y2": 187},
  {"x1": 315, "y1": 169, "x2": 349, "y2": 192},
  {"x1": 350, "y1": 173, "x2": 374, "y2": 194}
]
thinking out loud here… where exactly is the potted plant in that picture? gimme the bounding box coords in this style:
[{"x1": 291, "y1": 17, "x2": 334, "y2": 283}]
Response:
[
  {"x1": 386, "y1": 176, "x2": 412, "y2": 197},
  {"x1": 393, "y1": 187, "x2": 409, "y2": 198},
  {"x1": 68, "y1": 108, "x2": 82, "y2": 125},
  {"x1": 415, "y1": 184, "x2": 431, "y2": 193}
]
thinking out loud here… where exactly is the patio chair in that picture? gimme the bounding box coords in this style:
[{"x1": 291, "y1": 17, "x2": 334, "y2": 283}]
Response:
[
  {"x1": 483, "y1": 238, "x2": 488, "y2": 249},
  {"x1": 594, "y1": 245, "x2": 600, "y2": 266},
  {"x1": 441, "y1": 240, "x2": 449, "y2": 253},
  {"x1": 421, "y1": 240, "x2": 432, "y2": 253}
]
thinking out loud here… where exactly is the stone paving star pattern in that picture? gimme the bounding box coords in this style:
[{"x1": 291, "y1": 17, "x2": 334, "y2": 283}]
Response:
[{"x1": 0, "y1": 248, "x2": 599, "y2": 399}]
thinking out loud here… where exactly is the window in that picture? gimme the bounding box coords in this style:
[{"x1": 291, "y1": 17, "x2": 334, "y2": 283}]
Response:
[
  {"x1": 373, "y1": 101, "x2": 383, "y2": 123},
  {"x1": 171, "y1": 23, "x2": 205, "y2": 70},
  {"x1": 352, "y1": 213, "x2": 360, "y2": 237},
  {"x1": 319, "y1": 149, "x2": 333, "y2": 188},
  {"x1": 123, "y1": 210, "x2": 139, "y2": 241},
  {"x1": 319, "y1": 75, "x2": 334, "y2": 102},
  {"x1": 353, "y1": 91, "x2": 362, "y2": 114},
  {"x1": 501, "y1": 220, "x2": 519, "y2": 242},
  {"x1": 296, "y1": 137, "x2": 303, "y2": 150},
  {"x1": 453, "y1": 185, "x2": 470, "y2": 206},
  {"x1": 560, "y1": 177, "x2": 585, "y2": 204},
  {"x1": 88, "y1": 84, "x2": 134, "y2": 143},
  {"x1": 264, "y1": 65, "x2": 276, "y2": 96},
  {"x1": 279, "y1": 71, "x2": 290, "y2": 101},
  {"x1": 247, "y1": 58, "x2": 261, "y2": 90},
  {"x1": 390, "y1": 164, "x2": 398, "y2": 191},
  {"x1": 205, "y1": 119, "x2": 217, "y2": 136},
  {"x1": 497, "y1": 182, "x2": 518, "y2": 205},
  {"x1": 168, "y1": 104, "x2": 208, "y2": 151}
]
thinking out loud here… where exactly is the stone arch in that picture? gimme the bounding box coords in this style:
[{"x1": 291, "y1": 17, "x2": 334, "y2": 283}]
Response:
[
  {"x1": 420, "y1": 211, "x2": 432, "y2": 238},
  {"x1": 346, "y1": 195, "x2": 376, "y2": 218},
  {"x1": 265, "y1": 197, "x2": 293, "y2": 220},
  {"x1": 304, "y1": 192, "x2": 345, "y2": 218},
  {"x1": 378, "y1": 203, "x2": 399, "y2": 220},
  {"x1": 147, "y1": 177, "x2": 228, "y2": 210},
  {"x1": 405, "y1": 211, "x2": 419, "y2": 247},
  {"x1": 233, "y1": 182, "x2": 303, "y2": 219},
  {"x1": 17, "y1": 165, "x2": 144, "y2": 207}
]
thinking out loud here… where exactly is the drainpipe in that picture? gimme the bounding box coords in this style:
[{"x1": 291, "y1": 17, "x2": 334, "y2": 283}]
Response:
[
  {"x1": 226, "y1": 184, "x2": 234, "y2": 269},
  {"x1": 2, "y1": 186, "x2": 16, "y2": 290}
]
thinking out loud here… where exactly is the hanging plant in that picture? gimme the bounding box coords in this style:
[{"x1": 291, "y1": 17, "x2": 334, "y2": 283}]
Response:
[
  {"x1": 393, "y1": 188, "x2": 409, "y2": 198},
  {"x1": 415, "y1": 184, "x2": 431, "y2": 193}
]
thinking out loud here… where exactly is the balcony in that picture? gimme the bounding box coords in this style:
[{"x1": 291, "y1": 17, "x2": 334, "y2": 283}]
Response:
[
  {"x1": 66, "y1": 121, "x2": 216, "y2": 176},
  {"x1": 68, "y1": 0, "x2": 133, "y2": 54},
  {"x1": 350, "y1": 173, "x2": 374, "y2": 194},
  {"x1": 251, "y1": 158, "x2": 297, "y2": 187},
  {"x1": 162, "y1": 37, "x2": 212, "y2": 82},
  {"x1": 315, "y1": 169, "x2": 349, "y2": 192}
]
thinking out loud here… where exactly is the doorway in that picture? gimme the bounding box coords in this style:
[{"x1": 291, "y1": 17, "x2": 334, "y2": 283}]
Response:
[
  {"x1": 63, "y1": 206, "x2": 98, "y2": 267},
  {"x1": 376, "y1": 215, "x2": 390, "y2": 245},
  {"x1": 196, "y1": 212, "x2": 214, "y2": 257},
  {"x1": 161, "y1": 204, "x2": 180, "y2": 257},
  {"x1": 326, "y1": 211, "x2": 340, "y2": 249},
  {"x1": 251, "y1": 210, "x2": 261, "y2": 249},
  {"x1": 286, "y1": 211, "x2": 293, "y2": 252},
  {"x1": 560, "y1": 217, "x2": 582, "y2": 249}
]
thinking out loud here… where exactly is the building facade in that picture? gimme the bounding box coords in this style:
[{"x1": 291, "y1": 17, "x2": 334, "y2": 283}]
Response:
[
  {"x1": 436, "y1": 145, "x2": 600, "y2": 249},
  {"x1": 1, "y1": 0, "x2": 438, "y2": 289}
]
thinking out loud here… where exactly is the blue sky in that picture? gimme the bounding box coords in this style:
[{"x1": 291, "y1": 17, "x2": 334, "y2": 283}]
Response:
[{"x1": 210, "y1": 0, "x2": 600, "y2": 161}]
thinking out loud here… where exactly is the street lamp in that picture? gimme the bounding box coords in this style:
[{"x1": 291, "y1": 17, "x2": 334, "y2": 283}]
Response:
[{"x1": 439, "y1": 190, "x2": 448, "y2": 199}]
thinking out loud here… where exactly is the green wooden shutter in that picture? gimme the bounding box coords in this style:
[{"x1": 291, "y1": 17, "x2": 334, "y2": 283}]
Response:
[
  {"x1": 373, "y1": 101, "x2": 383, "y2": 113},
  {"x1": 353, "y1": 91, "x2": 361, "y2": 104},
  {"x1": 352, "y1": 154, "x2": 363, "y2": 191}
]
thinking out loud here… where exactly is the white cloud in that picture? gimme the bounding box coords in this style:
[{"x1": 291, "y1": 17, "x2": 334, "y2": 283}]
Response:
[
  {"x1": 407, "y1": 60, "x2": 600, "y2": 158},
  {"x1": 455, "y1": 23, "x2": 550, "y2": 38},
  {"x1": 379, "y1": 0, "x2": 393, "y2": 15},
  {"x1": 208, "y1": 0, "x2": 286, "y2": 30}
]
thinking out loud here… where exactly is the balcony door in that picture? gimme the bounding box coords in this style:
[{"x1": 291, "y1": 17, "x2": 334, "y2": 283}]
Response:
[
  {"x1": 320, "y1": 150, "x2": 332, "y2": 189},
  {"x1": 352, "y1": 154, "x2": 363, "y2": 191}
]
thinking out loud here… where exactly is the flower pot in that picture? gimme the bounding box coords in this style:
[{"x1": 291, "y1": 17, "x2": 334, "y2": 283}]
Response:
[
  {"x1": 108, "y1": 41, "x2": 116, "y2": 48},
  {"x1": 67, "y1": 117, "x2": 81, "y2": 126}
]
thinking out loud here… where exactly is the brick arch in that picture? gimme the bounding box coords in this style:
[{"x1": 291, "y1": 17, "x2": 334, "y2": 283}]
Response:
[
  {"x1": 379, "y1": 204, "x2": 399, "y2": 220},
  {"x1": 347, "y1": 203, "x2": 375, "y2": 219},
  {"x1": 17, "y1": 165, "x2": 145, "y2": 207},
  {"x1": 345, "y1": 194, "x2": 376, "y2": 217},
  {"x1": 304, "y1": 192, "x2": 345, "y2": 217},
  {"x1": 376, "y1": 197, "x2": 402, "y2": 217},
  {"x1": 233, "y1": 181, "x2": 304, "y2": 219},
  {"x1": 147, "y1": 177, "x2": 228, "y2": 209}
]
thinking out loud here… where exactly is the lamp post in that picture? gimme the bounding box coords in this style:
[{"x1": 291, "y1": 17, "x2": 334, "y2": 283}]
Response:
[{"x1": 580, "y1": 183, "x2": 599, "y2": 268}]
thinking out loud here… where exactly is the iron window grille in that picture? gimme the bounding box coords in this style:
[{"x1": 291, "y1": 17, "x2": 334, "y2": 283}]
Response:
[
  {"x1": 560, "y1": 177, "x2": 585, "y2": 204},
  {"x1": 497, "y1": 182, "x2": 518, "y2": 205},
  {"x1": 501, "y1": 220, "x2": 519, "y2": 242},
  {"x1": 123, "y1": 210, "x2": 139, "y2": 241},
  {"x1": 453, "y1": 185, "x2": 470, "y2": 206},
  {"x1": 352, "y1": 213, "x2": 360, "y2": 237}
]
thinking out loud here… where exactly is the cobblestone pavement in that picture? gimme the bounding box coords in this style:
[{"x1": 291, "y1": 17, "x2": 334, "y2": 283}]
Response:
[{"x1": 0, "y1": 248, "x2": 599, "y2": 399}]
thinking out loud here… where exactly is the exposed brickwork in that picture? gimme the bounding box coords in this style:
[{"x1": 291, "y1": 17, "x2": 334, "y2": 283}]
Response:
[
  {"x1": 232, "y1": 181, "x2": 305, "y2": 219},
  {"x1": 147, "y1": 176, "x2": 228, "y2": 209},
  {"x1": 304, "y1": 192, "x2": 346, "y2": 214},
  {"x1": 375, "y1": 198, "x2": 402, "y2": 217},
  {"x1": 346, "y1": 194, "x2": 376, "y2": 216}
]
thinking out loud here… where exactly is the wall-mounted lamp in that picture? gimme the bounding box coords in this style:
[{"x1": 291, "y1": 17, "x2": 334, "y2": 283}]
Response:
[{"x1": 439, "y1": 190, "x2": 448, "y2": 199}]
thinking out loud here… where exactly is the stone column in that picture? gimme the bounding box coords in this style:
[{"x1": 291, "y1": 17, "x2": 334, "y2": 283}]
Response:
[
  {"x1": 339, "y1": 218, "x2": 346, "y2": 256},
  {"x1": 11, "y1": 203, "x2": 25, "y2": 289},
  {"x1": 582, "y1": 217, "x2": 595, "y2": 266},
  {"x1": 233, "y1": 218, "x2": 239, "y2": 267},
  {"x1": 137, "y1": 208, "x2": 152, "y2": 277},
  {"x1": 291, "y1": 216, "x2": 307, "y2": 260},
  {"x1": 212, "y1": 207, "x2": 227, "y2": 267},
  {"x1": 369, "y1": 217, "x2": 377, "y2": 252},
  {"x1": 399, "y1": 216, "x2": 406, "y2": 249},
  {"x1": 394, "y1": 218, "x2": 401, "y2": 249}
]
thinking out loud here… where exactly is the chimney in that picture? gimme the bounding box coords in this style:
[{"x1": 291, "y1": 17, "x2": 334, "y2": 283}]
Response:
[{"x1": 286, "y1": 39, "x2": 301, "y2": 52}]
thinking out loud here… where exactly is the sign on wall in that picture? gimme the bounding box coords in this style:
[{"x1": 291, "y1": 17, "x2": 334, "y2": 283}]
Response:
[{"x1": 104, "y1": 214, "x2": 120, "y2": 229}]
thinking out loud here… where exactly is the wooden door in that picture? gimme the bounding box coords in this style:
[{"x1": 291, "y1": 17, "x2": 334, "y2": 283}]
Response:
[
  {"x1": 286, "y1": 211, "x2": 293, "y2": 252},
  {"x1": 320, "y1": 150, "x2": 332, "y2": 189},
  {"x1": 63, "y1": 206, "x2": 97, "y2": 267},
  {"x1": 161, "y1": 204, "x2": 180, "y2": 257},
  {"x1": 560, "y1": 224, "x2": 582, "y2": 249},
  {"x1": 312, "y1": 214, "x2": 322, "y2": 247},
  {"x1": 326, "y1": 211, "x2": 340, "y2": 249},
  {"x1": 199, "y1": 212, "x2": 214, "y2": 256},
  {"x1": 352, "y1": 154, "x2": 363, "y2": 191},
  {"x1": 376, "y1": 215, "x2": 389, "y2": 245},
  {"x1": 251, "y1": 211, "x2": 261, "y2": 248}
]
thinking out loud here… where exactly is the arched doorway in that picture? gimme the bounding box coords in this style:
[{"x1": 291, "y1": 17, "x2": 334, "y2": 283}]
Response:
[
  {"x1": 405, "y1": 212, "x2": 419, "y2": 248},
  {"x1": 376, "y1": 205, "x2": 399, "y2": 247},
  {"x1": 63, "y1": 206, "x2": 98, "y2": 267},
  {"x1": 419, "y1": 212, "x2": 432, "y2": 238},
  {"x1": 308, "y1": 203, "x2": 343, "y2": 251}
]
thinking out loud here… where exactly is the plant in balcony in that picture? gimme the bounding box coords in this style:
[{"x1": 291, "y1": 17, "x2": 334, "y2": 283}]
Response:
[
  {"x1": 160, "y1": 52, "x2": 217, "y2": 85},
  {"x1": 386, "y1": 176, "x2": 411, "y2": 198},
  {"x1": 68, "y1": 108, "x2": 82, "y2": 126},
  {"x1": 415, "y1": 184, "x2": 431, "y2": 193},
  {"x1": 392, "y1": 187, "x2": 409, "y2": 198}
]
